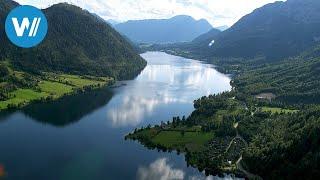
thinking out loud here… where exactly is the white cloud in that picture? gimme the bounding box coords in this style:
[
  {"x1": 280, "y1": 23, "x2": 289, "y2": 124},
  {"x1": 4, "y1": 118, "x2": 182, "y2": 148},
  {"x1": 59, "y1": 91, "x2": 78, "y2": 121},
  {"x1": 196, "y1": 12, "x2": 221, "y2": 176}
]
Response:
[
  {"x1": 137, "y1": 158, "x2": 185, "y2": 180},
  {"x1": 137, "y1": 158, "x2": 244, "y2": 180},
  {"x1": 15, "y1": 0, "x2": 285, "y2": 28},
  {"x1": 106, "y1": 52, "x2": 231, "y2": 127}
]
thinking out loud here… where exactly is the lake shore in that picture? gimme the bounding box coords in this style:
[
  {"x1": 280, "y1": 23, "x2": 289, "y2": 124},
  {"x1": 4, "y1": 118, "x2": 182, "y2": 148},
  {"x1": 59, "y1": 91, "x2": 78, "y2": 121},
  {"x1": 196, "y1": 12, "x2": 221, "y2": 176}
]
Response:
[
  {"x1": 0, "y1": 51, "x2": 232, "y2": 179},
  {"x1": 0, "y1": 73, "x2": 115, "y2": 111}
]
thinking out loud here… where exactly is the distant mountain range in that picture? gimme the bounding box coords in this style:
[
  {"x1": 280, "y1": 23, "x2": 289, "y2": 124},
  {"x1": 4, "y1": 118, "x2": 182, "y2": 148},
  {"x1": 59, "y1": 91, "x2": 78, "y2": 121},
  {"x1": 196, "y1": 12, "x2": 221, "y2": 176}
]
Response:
[
  {"x1": 0, "y1": 1, "x2": 146, "y2": 80},
  {"x1": 192, "y1": 28, "x2": 221, "y2": 45},
  {"x1": 188, "y1": 0, "x2": 320, "y2": 60},
  {"x1": 107, "y1": 19, "x2": 119, "y2": 26},
  {"x1": 215, "y1": 25, "x2": 229, "y2": 31},
  {"x1": 114, "y1": 15, "x2": 215, "y2": 44}
]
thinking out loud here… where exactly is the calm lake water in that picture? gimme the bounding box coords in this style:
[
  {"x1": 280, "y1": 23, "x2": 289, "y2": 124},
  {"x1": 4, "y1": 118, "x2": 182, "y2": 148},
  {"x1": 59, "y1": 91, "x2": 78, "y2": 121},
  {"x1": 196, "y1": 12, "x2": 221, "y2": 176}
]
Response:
[{"x1": 0, "y1": 52, "x2": 232, "y2": 180}]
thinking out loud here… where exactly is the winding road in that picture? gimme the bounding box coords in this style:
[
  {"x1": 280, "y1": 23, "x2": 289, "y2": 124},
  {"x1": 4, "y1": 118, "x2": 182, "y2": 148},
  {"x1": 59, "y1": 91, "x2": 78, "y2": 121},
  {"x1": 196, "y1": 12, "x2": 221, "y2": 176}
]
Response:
[{"x1": 231, "y1": 114, "x2": 262, "y2": 179}]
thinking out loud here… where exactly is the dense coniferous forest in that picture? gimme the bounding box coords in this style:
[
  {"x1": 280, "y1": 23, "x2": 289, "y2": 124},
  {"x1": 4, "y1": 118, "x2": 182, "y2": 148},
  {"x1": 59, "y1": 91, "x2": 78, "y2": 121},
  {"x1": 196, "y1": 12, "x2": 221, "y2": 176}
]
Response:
[
  {"x1": 234, "y1": 45, "x2": 320, "y2": 104},
  {"x1": 0, "y1": 1, "x2": 146, "y2": 80}
]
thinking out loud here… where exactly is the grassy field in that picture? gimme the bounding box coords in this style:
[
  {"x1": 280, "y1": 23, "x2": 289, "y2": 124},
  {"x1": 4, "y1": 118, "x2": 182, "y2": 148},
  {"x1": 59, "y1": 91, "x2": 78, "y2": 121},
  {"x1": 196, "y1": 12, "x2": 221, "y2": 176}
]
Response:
[
  {"x1": 261, "y1": 107, "x2": 299, "y2": 114},
  {"x1": 38, "y1": 81, "x2": 73, "y2": 98},
  {"x1": 169, "y1": 125, "x2": 202, "y2": 132},
  {"x1": 0, "y1": 89, "x2": 48, "y2": 110},
  {"x1": 152, "y1": 131, "x2": 214, "y2": 152},
  {"x1": 126, "y1": 126, "x2": 214, "y2": 152},
  {"x1": 0, "y1": 73, "x2": 113, "y2": 111},
  {"x1": 58, "y1": 74, "x2": 110, "y2": 88}
]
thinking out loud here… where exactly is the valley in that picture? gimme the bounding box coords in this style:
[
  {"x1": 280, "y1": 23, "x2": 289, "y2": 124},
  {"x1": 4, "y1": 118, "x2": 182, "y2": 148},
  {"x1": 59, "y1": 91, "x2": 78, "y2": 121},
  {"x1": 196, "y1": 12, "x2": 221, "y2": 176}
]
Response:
[
  {"x1": 0, "y1": 51, "x2": 232, "y2": 179},
  {"x1": 1, "y1": 0, "x2": 320, "y2": 179}
]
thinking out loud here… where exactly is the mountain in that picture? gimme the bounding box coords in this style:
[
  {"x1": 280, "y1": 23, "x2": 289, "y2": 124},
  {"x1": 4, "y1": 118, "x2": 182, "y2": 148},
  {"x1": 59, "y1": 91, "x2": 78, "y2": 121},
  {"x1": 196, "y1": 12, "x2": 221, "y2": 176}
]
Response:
[
  {"x1": 215, "y1": 25, "x2": 229, "y2": 31},
  {"x1": 114, "y1": 15, "x2": 213, "y2": 44},
  {"x1": 192, "y1": 0, "x2": 320, "y2": 60},
  {"x1": 192, "y1": 28, "x2": 221, "y2": 45},
  {"x1": 0, "y1": 2, "x2": 146, "y2": 80},
  {"x1": 235, "y1": 44, "x2": 320, "y2": 104},
  {"x1": 107, "y1": 19, "x2": 119, "y2": 26}
]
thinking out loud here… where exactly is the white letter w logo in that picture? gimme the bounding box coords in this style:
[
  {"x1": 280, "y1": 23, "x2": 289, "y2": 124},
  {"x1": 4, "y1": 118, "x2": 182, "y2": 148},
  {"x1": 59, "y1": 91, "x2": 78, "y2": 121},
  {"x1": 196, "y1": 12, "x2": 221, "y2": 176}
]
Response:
[{"x1": 12, "y1": 17, "x2": 41, "y2": 37}]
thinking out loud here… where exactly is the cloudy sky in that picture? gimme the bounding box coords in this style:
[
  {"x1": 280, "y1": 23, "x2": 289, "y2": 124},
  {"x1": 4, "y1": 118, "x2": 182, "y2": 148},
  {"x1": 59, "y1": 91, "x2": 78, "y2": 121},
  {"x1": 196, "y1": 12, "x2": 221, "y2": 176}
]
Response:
[{"x1": 15, "y1": 0, "x2": 285, "y2": 27}]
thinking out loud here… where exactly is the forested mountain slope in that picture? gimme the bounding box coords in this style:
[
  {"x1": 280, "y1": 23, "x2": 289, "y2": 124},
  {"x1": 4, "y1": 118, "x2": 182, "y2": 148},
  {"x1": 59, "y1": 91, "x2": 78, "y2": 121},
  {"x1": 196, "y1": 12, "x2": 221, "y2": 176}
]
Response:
[
  {"x1": 0, "y1": 1, "x2": 146, "y2": 80},
  {"x1": 234, "y1": 44, "x2": 320, "y2": 104},
  {"x1": 192, "y1": 28, "x2": 221, "y2": 45},
  {"x1": 169, "y1": 0, "x2": 320, "y2": 61}
]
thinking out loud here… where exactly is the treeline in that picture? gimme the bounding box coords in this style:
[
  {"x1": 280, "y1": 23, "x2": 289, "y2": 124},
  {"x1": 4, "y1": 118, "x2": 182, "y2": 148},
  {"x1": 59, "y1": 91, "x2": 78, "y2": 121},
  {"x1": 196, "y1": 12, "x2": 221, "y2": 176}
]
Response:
[
  {"x1": 0, "y1": 65, "x2": 40, "y2": 101},
  {"x1": 241, "y1": 106, "x2": 320, "y2": 179},
  {"x1": 234, "y1": 45, "x2": 320, "y2": 105}
]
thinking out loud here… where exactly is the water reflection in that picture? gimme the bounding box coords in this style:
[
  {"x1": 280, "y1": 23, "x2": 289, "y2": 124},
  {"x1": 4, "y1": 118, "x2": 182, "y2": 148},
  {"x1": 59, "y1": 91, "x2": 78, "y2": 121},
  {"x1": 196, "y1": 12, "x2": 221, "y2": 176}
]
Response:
[
  {"x1": 0, "y1": 52, "x2": 232, "y2": 179},
  {"x1": 107, "y1": 52, "x2": 231, "y2": 127},
  {"x1": 138, "y1": 158, "x2": 244, "y2": 180},
  {"x1": 22, "y1": 87, "x2": 113, "y2": 127},
  {"x1": 0, "y1": 111, "x2": 14, "y2": 123},
  {"x1": 107, "y1": 92, "x2": 182, "y2": 127},
  {"x1": 0, "y1": 164, "x2": 5, "y2": 178},
  {"x1": 137, "y1": 158, "x2": 185, "y2": 180}
]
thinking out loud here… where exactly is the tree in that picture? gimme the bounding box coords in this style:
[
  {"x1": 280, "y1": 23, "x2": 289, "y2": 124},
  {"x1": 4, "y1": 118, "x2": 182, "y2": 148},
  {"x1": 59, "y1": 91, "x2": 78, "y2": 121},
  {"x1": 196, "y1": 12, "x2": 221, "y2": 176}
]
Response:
[{"x1": 0, "y1": 64, "x2": 9, "y2": 77}]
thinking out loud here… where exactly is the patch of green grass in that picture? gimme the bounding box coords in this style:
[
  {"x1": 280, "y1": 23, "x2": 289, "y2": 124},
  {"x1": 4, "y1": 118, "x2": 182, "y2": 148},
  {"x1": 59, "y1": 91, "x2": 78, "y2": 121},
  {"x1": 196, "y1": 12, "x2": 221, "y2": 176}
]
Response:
[
  {"x1": 59, "y1": 74, "x2": 107, "y2": 88},
  {"x1": 132, "y1": 128, "x2": 160, "y2": 139},
  {"x1": 0, "y1": 89, "x2": 48, "y2": 110},
  {"x1": 152, "y1": 131, "x2": 214, "y2": 152},
  {"x1": 261, "y1": 107, "x2": 299, "y2": 114},
  {"x1": 38, "y1": 81, "x2": 73, "y2": 98},
  {"x1": 169, "y1": 125, "x2": 202, "y2": 132}
]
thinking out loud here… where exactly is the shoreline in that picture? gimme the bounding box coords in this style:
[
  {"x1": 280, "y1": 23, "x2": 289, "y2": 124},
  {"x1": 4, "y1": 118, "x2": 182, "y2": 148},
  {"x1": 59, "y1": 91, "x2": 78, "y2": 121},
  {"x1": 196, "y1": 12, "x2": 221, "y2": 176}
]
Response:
[
  {"x1": 125, "y1": 51, "x2": 244, "y2": 177},
  {"x1": 0, "y1": 74, "x2": 115, "y2": 112}
]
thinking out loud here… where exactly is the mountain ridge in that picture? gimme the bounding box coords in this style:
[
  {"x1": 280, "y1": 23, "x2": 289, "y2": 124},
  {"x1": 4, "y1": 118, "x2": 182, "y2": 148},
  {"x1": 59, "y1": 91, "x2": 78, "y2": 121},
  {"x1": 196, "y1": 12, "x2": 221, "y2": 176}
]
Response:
[
  {"x1": 0, "y1": 1, "x2": 146, "y2": 80},
  {"x1": 187, "y1": 0, "x2": 320, "y2": 60},
  {"x1": 114, "y1": 15, "x2": 214, "y2": 44}
]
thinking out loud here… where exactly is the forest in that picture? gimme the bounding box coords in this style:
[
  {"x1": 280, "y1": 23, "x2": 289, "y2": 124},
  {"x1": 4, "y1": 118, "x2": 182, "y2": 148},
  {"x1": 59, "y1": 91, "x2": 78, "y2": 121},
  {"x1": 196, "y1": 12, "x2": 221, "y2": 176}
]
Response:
[
  {"x1": 127, "y1": 43, "x2": 320, "y2": 179},
  {"x1": 0, "y1": 1, "x2": 146, "y2": 111}
]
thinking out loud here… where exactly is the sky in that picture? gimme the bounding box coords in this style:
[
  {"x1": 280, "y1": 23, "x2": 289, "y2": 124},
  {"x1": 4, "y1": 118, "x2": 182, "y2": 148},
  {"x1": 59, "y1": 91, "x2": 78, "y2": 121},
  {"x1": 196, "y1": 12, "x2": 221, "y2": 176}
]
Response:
[{"x1": 15, "y1": 0, "x2": 285, "y2": 27}]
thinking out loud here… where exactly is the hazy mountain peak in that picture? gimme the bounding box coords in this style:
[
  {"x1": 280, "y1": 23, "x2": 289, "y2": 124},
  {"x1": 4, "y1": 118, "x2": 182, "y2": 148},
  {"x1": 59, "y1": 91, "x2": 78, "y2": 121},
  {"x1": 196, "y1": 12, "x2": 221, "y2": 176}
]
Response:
[
  {"x1": 114, "y1": 15, "x2": 212, "y2": 44},
  {"x1": 171, "y1": 15, "x2": 194, "y2": 20},
  {"x1": 215, "y1": 25, "x2": 229, "y2": 31}
]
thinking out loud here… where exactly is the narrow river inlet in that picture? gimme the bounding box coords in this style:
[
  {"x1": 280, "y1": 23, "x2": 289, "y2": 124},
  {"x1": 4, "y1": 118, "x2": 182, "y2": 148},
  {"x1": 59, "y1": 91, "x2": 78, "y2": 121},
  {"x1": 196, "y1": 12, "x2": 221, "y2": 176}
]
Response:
[{"x1": 0, "y1": 52, "x2": 232, "y2": 180}]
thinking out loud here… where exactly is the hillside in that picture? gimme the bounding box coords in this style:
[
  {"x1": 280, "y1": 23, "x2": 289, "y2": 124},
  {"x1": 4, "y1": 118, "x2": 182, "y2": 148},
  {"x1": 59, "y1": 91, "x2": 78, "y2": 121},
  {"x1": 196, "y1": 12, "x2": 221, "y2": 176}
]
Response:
[
  {"x1": 178, "y1": 0, "x2": 320, "y2": 60},
  {"x1": 234, "y1": 44, "x2": 320, "y2": 104},
  {"x1": 127, "y1": 44, "x2": 320, "y2": 179},
  {"x1": 192, "y1": 28, "x2": 221, "y2": 45},
  {"x1": 0, "y1": 2, "x2": 146, "y2": 80},
  {"x1": 0, "y1": 1, "x2": 146, "y2": 110},
  {"x1": 114, "y1": 15, "x2": 213, "y2": 44}
]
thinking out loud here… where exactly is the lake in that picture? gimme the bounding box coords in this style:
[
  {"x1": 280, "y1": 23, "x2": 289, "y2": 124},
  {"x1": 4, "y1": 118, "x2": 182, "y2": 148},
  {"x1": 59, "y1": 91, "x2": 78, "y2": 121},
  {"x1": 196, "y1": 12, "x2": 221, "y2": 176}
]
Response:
[{"x1": 0, "y1": 52, "x2": 232, "y2": 180}]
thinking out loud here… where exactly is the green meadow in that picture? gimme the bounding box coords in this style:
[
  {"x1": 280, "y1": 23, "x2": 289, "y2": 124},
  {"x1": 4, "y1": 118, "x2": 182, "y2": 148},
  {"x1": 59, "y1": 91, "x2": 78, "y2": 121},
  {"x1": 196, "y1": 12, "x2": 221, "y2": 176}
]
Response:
[
  {"x1": 260, "y1": 107, "x2": 299, "y2": 114},
  {"x1": 0, "y1": 73, "x2": 113, "y2": 111},
  {"x1": 152, "y1": 131, "x2": 214, "y2": 152}
]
